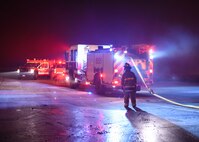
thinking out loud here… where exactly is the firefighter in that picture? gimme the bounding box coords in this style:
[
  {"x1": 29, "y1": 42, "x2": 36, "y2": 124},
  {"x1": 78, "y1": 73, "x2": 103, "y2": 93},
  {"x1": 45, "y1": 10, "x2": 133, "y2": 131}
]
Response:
[{"x1": 121, "y1": 63, "x2": 137, "y2": 109}]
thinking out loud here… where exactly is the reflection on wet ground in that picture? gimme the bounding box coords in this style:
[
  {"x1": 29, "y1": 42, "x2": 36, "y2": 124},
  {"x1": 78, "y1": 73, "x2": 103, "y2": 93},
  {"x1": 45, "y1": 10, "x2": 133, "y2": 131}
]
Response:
[
  {"x1": 126, "y1": 107, "x2": 199, "y2": 142},
  {"x1": 0, "y1": 72, "x2": 199, "y2": 142},
  {"x1": 0, "y1": 105, "x2": 199, "y2": 142}
]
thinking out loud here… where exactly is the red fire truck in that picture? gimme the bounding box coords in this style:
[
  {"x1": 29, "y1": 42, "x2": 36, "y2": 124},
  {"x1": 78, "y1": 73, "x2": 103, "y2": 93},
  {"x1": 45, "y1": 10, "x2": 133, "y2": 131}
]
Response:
[
  {"x1": 17, "y1": 59, "x2": 54, "y2": 79},
  {"x1": 50, "y1": 60, "x2": 68, "y2": 82},
  {"x1": 65, "y1": 44, "x2": 154, "y2": 92}
]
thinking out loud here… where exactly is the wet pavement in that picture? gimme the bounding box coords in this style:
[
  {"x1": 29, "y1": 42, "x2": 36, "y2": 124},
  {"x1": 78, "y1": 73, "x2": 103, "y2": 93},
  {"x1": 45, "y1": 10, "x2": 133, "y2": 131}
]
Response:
[{"x1": 0, "y1": 72, "x2": 199, "y2": 142}]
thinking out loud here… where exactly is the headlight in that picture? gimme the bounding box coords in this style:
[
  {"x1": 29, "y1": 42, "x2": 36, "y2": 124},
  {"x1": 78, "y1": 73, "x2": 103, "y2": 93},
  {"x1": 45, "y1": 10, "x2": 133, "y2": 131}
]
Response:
[
  {"x1": 65, "y1": 76, "x2": 70, "y2": 81},
  {"x1": 17, "y1": 69, "x2": 20, "y2": 73},
  {"x1": 29, "y1": 69, "x2": 34, "y2": 74}
]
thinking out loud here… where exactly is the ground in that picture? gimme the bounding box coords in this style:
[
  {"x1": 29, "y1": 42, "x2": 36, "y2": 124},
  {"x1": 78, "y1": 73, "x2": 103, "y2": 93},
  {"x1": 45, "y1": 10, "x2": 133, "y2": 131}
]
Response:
[{"x1": 0, "y1": 71, "x2": 199, "y2": 142}]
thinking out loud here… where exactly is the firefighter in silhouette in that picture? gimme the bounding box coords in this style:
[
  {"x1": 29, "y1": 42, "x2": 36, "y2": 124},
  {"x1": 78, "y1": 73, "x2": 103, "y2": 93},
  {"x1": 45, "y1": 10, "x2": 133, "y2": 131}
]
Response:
[{"x1": 121, "y1": 63, "x2": 137, "y2": 109}]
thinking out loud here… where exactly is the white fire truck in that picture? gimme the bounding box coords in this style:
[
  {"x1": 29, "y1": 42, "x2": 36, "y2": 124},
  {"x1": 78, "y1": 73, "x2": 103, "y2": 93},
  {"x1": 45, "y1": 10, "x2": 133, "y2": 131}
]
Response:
[
  {"x1": 17, "y1": 59, "x2": 55, "y2": 79},
  {"x1": 65, "y1": 44, "x2": 154, "y2": 92}
]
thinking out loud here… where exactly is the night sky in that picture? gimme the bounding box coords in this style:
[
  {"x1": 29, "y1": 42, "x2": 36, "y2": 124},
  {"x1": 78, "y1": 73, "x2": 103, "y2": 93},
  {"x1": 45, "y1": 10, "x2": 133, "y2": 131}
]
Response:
[{"x1": 1, "y1": 0, "x2": 199, "y2": 81}]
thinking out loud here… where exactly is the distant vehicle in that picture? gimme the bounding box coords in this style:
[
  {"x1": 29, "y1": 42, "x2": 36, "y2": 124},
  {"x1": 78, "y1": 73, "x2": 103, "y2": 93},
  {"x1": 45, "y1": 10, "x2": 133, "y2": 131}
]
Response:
[
  {"x1": 50, "y1": 60, "x2": 68, "y2": 82},
  {"x1": 65, "y1": 44, "x2": 154, "y2": 92},
  {"x1": 17, "y1": 59, "x2": 54, "y2": 79}
]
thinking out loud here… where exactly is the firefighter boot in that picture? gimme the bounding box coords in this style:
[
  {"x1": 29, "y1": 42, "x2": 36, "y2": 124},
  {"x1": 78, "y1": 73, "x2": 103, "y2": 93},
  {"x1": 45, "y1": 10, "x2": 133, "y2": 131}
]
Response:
[
  {"x1": 130, "y1": 92, "x2": 136, "y2": 108},
  {"x1": 124, "y1": 94, "x2": 129, "y2": 110}
]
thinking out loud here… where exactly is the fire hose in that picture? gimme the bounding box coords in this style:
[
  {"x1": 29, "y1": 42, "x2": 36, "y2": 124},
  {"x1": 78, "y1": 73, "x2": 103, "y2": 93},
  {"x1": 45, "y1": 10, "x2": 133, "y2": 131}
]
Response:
[{"x1": 130, "y1": 58, "x2": 199, "y2": 110}]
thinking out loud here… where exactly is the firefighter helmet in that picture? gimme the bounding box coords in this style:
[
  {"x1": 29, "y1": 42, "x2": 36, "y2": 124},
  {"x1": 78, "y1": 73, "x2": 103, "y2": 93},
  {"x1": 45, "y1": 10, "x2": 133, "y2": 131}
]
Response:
[{"x1": 124, "y1": 63, "x2": 131, "y2": 70}]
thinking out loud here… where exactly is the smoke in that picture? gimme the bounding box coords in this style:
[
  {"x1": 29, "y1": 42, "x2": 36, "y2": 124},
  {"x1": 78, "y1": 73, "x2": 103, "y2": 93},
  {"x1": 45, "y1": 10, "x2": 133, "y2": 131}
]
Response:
[
  {"x1": 154, "y1": 28, "x2": 198, "y2": 58},
  {"x1": 153, "y1": 27, "x2": 199, "y2": 81}
]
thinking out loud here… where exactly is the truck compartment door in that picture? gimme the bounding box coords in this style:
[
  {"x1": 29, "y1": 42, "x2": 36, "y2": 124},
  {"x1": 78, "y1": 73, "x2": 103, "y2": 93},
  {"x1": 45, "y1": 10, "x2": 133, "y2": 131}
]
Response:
[
  {"x1": 87, "y1": 53, "x2": 95, "y2": 82},
  {"x1": 103, "y1": 53, "x2": 114, "y2": 84}
]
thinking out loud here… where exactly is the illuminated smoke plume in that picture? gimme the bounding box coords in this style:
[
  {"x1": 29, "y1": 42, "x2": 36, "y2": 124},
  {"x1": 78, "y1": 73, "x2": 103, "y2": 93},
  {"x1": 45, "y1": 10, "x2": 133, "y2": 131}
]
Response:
[{"x1": 153, "y1": 28, "x2": 199, "y2": 81}]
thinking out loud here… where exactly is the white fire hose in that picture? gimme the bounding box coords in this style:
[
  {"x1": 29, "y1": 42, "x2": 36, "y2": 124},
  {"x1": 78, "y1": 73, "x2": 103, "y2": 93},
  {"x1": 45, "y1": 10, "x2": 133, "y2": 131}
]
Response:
[{"x1": 130, "y1": 58, "x2": 199, "y2": 110}]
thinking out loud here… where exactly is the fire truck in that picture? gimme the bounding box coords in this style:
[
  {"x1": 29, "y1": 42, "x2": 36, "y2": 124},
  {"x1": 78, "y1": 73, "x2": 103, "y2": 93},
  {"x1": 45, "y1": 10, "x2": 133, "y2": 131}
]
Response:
[
  {"x1": 50, "y1": 60, "x2": 68, "y2": 81},
  {"x1": 65, "y1": 44, "x2": 154, "y2": 92},
  {"x1": 17, "y1": 59, "x2": 55, "y2": 79}
]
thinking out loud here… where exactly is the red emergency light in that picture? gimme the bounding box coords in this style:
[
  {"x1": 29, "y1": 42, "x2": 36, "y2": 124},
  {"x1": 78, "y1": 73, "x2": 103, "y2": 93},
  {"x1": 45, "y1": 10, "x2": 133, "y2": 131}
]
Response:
[
  {"x1": 112, "y1": 79, "x2": 119, "y2": 85},
  {"x1": 114, "y1": 80, "x2": 119, "y2": 84},
  {"x1": 85, "y1": 81, "x2": 90, "y2": 85}
]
